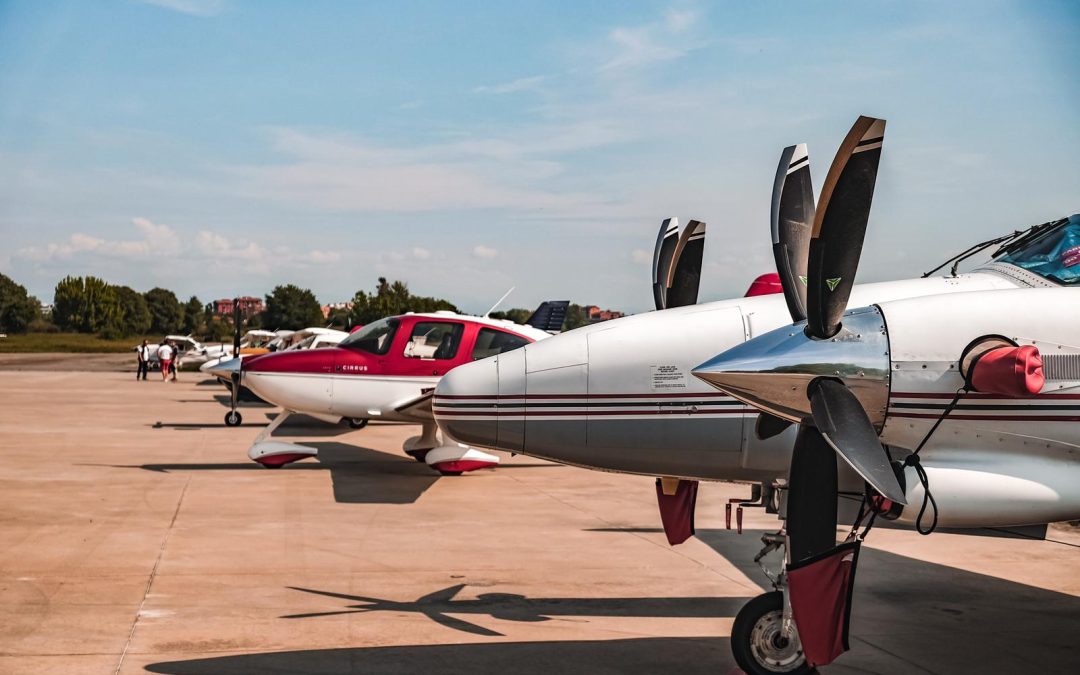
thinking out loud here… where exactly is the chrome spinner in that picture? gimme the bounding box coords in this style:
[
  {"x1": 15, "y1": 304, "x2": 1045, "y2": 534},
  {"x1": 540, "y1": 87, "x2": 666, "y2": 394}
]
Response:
[{"x1": 692, "y1": 306, "x2": 891, "y2": 429}]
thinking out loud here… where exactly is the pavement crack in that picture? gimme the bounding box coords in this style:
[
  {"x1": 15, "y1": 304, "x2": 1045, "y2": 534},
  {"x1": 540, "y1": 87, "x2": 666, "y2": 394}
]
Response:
[{"x1": 113, "y1": 476, "x2": 190, "y2": 675}]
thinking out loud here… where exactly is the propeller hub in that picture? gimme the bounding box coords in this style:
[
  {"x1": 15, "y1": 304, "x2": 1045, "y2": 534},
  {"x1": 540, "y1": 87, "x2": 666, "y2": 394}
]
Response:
[{"x1": 691, "y1": 306, "x2": 891, "y2": 428}]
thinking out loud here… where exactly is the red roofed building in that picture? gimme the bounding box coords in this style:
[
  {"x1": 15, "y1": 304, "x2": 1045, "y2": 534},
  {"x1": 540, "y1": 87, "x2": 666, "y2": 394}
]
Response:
[{"x1": 213, "y1": 296, "x2": 264, "y2": 318}]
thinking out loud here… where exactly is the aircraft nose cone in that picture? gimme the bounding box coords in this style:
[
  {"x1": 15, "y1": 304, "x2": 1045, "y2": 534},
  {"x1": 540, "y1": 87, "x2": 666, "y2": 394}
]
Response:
[
  {"x1": 433, "y1": 357, "x2": 500, "y2": 450},
  {"x1": 692, "y1": 306, "x2": 891, "y2": 425},
  {"x1": 205, "y1": 356, "x2": 242, "y2": 379}
]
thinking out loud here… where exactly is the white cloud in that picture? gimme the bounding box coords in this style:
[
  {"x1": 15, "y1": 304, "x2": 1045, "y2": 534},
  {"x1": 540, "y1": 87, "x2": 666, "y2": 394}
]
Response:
[
  {"x1": 630, "y1": 248, "x2": 652, "y2": 265},
  {"x1": 598, "y1": 8, "x2": 705, "y2": 71},
  {"x1": 412, "y1": 247, "x2": 432, "y2": 260},
  {"x1": 136, "y1": 0, "x2": 224, "y2": 17},
  {"x1": 227, "y1": 127, "x2": 622, "y2": 216},
  {"x1": 472, "y1": 245, "x2": 498, "y2": 259},
  {"x1": 17, "y1": 217, "x2": 181, "y2": 261},
  {"x1": 17, "y1": 217, "x2": 341, "y2": 278},
  {"x1": 473, "y1": 75, "x2": 550, "y2": 95}
]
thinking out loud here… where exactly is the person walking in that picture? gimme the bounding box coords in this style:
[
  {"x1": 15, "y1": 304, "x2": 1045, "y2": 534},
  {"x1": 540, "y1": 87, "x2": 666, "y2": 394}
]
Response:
[
  {"x1": 157, "y1": 339, "x2": 174, "y2": 382},
  {"x1": 136, "y1": 339, "x2": 151, "y2": 381},
  {"x1": 167, "y1": 339, "x2": 179, "y2": 382}
]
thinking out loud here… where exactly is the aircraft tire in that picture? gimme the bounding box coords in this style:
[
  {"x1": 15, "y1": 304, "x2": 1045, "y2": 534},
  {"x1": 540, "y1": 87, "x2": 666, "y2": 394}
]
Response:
[
  {"x1": 348, "y1": 418, "x2": 369, "y2": 430},
  {"x1": 437, "y1": 470, "x2": 463, "y2": 477},
  {"x1": 224, "y1": 411, "x2": 243, "y2": 427},
  {"x1": 731, "y1": 591, "x2": 811, "y2": 675}
]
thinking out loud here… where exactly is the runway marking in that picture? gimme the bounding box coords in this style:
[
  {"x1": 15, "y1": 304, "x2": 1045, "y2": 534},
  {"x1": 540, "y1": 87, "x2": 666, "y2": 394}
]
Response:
[{"x1": 113, "y1": 476, "x2": 190, "y2": 675}]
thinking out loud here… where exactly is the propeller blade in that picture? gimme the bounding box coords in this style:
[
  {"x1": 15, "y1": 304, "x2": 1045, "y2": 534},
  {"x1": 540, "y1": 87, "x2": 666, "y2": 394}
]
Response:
[
  {"x1": 652, "y1": 218, "x2": 679, "y2": 310},
  {"x1": 232, "y1": 298, "x2": 242, "y2": 358},
  {"x1": 806, "y1": 116, "x2": 885, "y2": 339},
  {"x1": 665, "y1": 219, "x2": 707, "y2": 308},
  {"x1": 786, "y1": 425, "x2": 838, "y2": 562},
  {"x1": 770, "y1": 144, "x2": 815, "y2": 323},
  {"x1": 754, "y1": 412, "x2": 793, "y2": 440},
  {"x1": 809, "y1": 378, "x2": 906, "y2": 505}
]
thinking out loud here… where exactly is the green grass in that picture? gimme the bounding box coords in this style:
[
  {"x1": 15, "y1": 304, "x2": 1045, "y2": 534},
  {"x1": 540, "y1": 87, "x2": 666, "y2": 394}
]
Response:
[{"x1": 0, "y1": 333, "x2": 159, "y2": 353}]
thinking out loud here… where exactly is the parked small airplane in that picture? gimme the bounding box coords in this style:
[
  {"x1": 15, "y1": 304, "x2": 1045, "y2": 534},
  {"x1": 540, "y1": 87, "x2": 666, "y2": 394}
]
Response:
[
  {"x1": 199, "y1": 328, "x2": 283, "y2": 376},
  {"x1": 206, "y1": 303, "x2": 569, "y2": 475},
  {"x1": 140, "y1": 335, "x2": 222, "y2": 368},
  {"x1": 433, "y1": 116, "x2": 1079, "y2": 673}
]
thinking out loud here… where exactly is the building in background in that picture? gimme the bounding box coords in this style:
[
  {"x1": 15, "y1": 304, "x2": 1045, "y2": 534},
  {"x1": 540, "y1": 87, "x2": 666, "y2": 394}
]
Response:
[
  {"x1": 213, "y1": 296, "x2": 264, "y2": 318},
  {"x1": 321, "y1": 302, "x2": 353, "y2": 319},
  {"x1": 583, "y1": 305, "x2": 625, "y2": 323}
]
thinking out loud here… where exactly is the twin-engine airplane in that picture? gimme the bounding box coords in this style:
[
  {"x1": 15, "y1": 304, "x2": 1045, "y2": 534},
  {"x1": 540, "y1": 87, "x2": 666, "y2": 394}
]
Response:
[
  {"x1": 207, "y1": 304, "x2": 570, "y2": 475},
  {"x1": 433, "y1": 115, "x2": 1079, "y2": 674}
]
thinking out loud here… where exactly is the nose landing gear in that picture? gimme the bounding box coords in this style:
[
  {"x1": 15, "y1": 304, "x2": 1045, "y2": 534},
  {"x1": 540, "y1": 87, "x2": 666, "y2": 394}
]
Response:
[{"x1": 731, "y1": 532, "x2": 810, "y2": 675}]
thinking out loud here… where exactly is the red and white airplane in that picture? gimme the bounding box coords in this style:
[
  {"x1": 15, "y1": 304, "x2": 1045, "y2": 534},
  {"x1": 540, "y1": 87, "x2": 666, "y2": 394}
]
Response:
[
  {"x1": 207, "y1": 304, "x2": 568, "y2": 475},
  {"x1": 433, "y1": 116, "x2": 1080, "y2": 673}
]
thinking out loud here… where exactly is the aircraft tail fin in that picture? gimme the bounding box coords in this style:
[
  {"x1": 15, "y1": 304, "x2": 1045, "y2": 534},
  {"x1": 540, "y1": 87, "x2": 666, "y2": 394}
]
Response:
[{"x1": 525, "y1": 301, "x2": 570, "y2": 333}]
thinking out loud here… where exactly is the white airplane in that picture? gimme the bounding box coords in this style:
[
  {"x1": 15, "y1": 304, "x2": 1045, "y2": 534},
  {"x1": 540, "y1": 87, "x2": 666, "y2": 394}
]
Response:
[
  {"x1": 206, "y1": 304, "x2": 571, "y2": 475},
  {"x1": 141, "y1": 335, "x2": 222, "y2": 368},
  {"x1": 275, "y1": 326, "x2": 349, "y2": 351},
  {"x1": 198, "y1": 328, "x2": 283, "y2": 375},
  {"x1": 433, "y1": 116, "x2": 1080, "y2": 674}
]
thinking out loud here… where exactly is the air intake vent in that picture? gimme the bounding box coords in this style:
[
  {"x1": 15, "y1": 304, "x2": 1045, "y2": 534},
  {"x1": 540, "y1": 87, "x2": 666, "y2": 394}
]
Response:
[{"x1": 1043, "y1": 353, "x2": 1080, "y2": 381}]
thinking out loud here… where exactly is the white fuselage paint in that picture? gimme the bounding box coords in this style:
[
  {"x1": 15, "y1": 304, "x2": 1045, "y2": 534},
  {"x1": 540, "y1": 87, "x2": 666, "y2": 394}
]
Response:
[{"x1": 242, "y1": 371, "x2": 439, "y2": 422}]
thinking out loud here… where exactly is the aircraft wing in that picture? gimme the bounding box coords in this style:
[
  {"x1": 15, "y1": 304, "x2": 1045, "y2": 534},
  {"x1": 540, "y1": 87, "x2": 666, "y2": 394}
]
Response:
[{"x1": 394, "y1": 389, "x2": 435, "y2": 422}]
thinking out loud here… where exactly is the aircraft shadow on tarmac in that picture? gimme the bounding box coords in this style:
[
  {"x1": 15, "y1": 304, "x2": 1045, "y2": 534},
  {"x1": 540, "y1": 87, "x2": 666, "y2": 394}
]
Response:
[
  {"x1": 144, "y1": 637, "x2": 736, "y2": 675},
  {"x1": 144, "y1": 528, "x2": 1080, "y2": 675},
  {"x1": 98, "y1": 440, "x2": 553, "y2": 505}
]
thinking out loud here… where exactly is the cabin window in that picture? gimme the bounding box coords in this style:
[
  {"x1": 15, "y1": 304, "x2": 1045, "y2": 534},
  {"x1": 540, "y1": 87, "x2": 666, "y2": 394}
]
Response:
[
  {"x1": 472, "y1": 328, "x2": 530, "y2": 360},
  {"x1": 403, "y1": 321, "x2": 464, "y2": 360},
  {"x1": 339, "y1": 318, "x2": 398, "y2": 355}
]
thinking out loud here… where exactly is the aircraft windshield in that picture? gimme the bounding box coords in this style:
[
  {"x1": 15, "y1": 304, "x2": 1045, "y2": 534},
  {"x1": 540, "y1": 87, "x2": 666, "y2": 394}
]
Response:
[
  {"x1": 339, "y1": 318, "x2": 398, "y2": 355},
  {"x1": 996, "y1": 215, "x2": 1080, "y2": 286}
]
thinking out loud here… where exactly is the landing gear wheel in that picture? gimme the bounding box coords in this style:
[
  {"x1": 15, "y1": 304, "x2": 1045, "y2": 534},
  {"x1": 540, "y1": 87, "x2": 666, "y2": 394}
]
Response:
[
  {"x1": 437, "y1": 470, "x2": 463, "y2": 477},
  {"x1": 224, "y1": 411, "x2": 243, "y2": 427},
  {"x1": 731, "y1": 591, "x2": 811, "y2": 675},
  {"x1": 348, "y1": 418, "x2": 369, "y2": 430}
]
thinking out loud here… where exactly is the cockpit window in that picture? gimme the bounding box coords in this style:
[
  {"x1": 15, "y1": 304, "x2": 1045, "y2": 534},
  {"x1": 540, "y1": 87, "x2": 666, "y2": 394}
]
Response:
[
  {"x1": 339, "y1": 318, "x2": 399, "y2": 355},
  {"x1": 996, "y1": 215, "x2": 1080, "y2": 285},
  {"x1": 403, "y1": 321, "x2": 464, "y2": 360},
  {"x1": 472, "y1": 328, "x2": 529, "y2": 360}
]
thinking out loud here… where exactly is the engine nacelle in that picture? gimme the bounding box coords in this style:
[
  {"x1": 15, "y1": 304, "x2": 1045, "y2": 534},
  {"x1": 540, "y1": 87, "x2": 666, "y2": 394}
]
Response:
[{"x1": 898, "y1": 449, "x2": 1080, "y2": 528}]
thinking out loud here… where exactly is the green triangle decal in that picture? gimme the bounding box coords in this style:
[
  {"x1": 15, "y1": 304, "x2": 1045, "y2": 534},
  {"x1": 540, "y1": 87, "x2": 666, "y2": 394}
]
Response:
[
  {"x1": 825, "y1": 277, "x2": 842, "y2": 291},
  {"x1": 798, "y1": 275, "x2": 808, "y2": 286}
]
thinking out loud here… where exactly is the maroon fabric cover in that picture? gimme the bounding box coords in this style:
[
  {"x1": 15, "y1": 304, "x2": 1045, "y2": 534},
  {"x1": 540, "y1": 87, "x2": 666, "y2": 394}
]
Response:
[
  {"x1": 743, "y1": 273, "x2": 783, "y2": 297},
  {"x1": 971, "y1": 345, "x2": 1044, "y2": 396},
  {"x1": 654, "y1": 479, "x2": 699, "y2": 545},
  {"x1": 786, "y1": 540, "x2": 861, "y2": 667}
]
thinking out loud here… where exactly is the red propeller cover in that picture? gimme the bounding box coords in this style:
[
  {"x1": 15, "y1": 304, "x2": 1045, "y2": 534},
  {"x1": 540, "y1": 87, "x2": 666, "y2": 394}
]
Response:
[{"x1": 970, "y1": 345, "x2": 1044, "y2": 396}]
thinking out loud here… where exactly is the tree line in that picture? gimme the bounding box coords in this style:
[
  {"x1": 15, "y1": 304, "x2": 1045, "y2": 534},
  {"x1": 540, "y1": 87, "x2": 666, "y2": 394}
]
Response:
[{"x1": 0, "y1": 272, "x2": 595, "y2": 339}]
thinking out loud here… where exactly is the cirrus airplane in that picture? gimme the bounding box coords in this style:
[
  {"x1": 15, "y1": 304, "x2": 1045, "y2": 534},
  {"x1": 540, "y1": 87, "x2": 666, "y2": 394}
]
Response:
[
  {"x1": 207, "y1": 304, "x2": 572, "y2": 475},
  {"x1": 432, "y1": 116, "x2": 1080, "y2": 674}
]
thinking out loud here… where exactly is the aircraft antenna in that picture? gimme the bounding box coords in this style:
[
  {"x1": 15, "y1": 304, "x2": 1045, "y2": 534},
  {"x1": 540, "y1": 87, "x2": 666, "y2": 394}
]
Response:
[{"x1": 483, "y1": 286, "x2": 515, "y2": 318}]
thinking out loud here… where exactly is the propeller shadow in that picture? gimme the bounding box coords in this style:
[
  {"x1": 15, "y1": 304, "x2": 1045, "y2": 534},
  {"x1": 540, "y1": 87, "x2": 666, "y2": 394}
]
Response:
[{"x1": 279, "y1": 583, "x2": 749, "y2": 637}]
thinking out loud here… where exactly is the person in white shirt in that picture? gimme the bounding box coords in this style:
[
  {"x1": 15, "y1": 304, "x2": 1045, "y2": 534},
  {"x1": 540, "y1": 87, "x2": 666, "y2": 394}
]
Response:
[
  {"x1": 136, "y1": 339, "x2": 151, "y2": 381},
  {"x1": 157, "y1": 341, "x2": 174, "y2": 382}
]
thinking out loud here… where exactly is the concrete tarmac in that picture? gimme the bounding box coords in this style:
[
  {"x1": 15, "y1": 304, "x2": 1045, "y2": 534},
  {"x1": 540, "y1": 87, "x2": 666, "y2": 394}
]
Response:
[{"x1": 1, "y1": 371, "x2": 1077, "y2": 674}]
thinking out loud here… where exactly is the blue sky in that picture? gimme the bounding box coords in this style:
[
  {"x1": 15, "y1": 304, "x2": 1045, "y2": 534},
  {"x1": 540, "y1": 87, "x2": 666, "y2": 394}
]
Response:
[{"x1": 0, "y1": 0, "x2": 1076, "y2": 313}]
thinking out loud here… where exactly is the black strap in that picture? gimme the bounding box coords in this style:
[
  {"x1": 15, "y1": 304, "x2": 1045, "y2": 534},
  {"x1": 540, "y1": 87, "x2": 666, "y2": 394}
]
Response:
[{"x1": 904, "y1": 387, "x2": 966, "y2": 535}]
